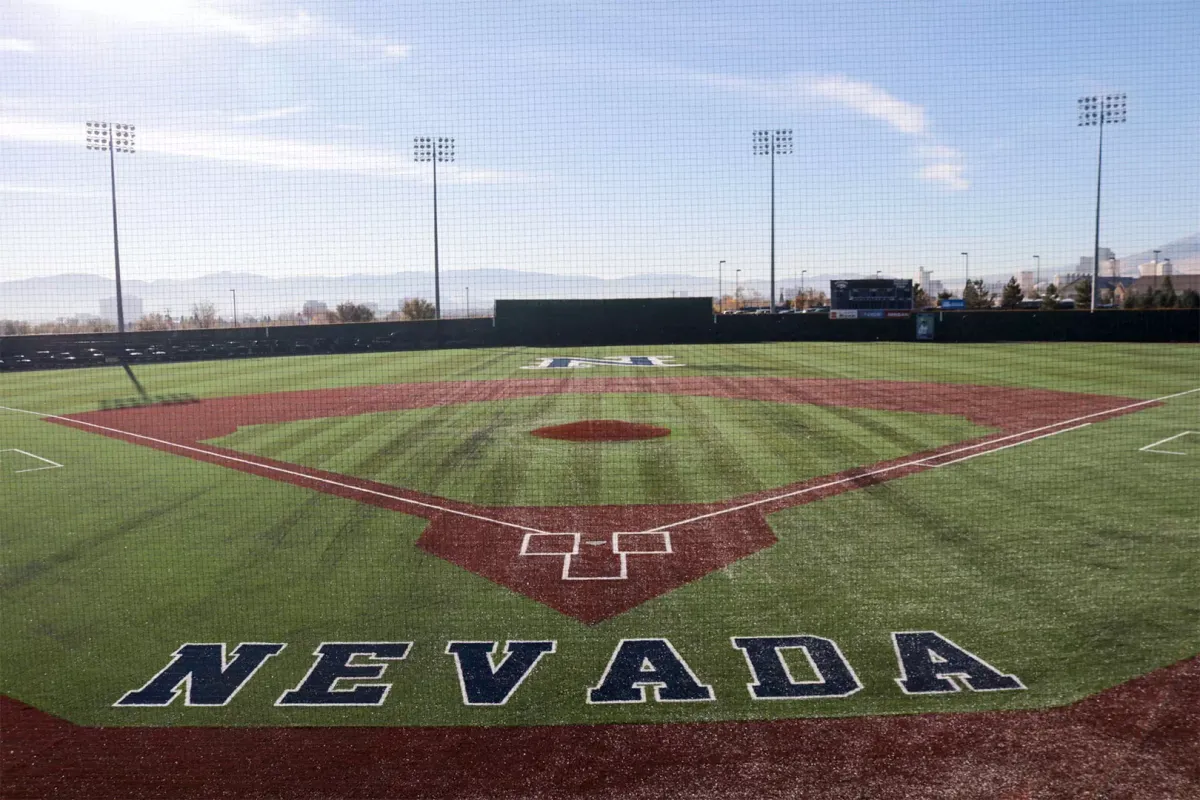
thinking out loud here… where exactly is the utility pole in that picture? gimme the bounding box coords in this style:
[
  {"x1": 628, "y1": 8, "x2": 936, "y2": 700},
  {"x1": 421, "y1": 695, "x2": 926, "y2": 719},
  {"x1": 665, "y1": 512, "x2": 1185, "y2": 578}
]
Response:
[
  {"x1": 1078, "y1": 94, "x2": 1127, "y2": 312},
  {"x1": 718, "y1": 260, "x2": 725, "y2": 313},
  {"x1": 414, "y1": 136, "x2": 455, "y2": 319},
  {"x1": 752, "y1": 129, "x2": 793, "y2": 314}
]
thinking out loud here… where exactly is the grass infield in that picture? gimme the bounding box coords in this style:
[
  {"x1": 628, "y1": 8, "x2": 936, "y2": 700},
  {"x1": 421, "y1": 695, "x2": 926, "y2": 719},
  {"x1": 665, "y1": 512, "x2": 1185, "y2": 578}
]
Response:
[{"x1": 1, "y1": 342, "x2": 1197, "y2": 728}]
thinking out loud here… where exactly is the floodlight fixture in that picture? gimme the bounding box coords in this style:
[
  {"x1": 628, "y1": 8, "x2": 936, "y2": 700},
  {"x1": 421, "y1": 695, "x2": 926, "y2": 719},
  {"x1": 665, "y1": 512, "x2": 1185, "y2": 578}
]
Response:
[
  {"x1": 1078, "y1": 93, "x2": 1127, "y2": 312},
  {"x1": 414, "y1": 136, "x2": 456, "y2": 319},
  {"x1": 85, "y1": 121, "x2": 137, "y2": 336},
  {"x1": 752, "y1": 129, "x2": 794, "y2": 313}
]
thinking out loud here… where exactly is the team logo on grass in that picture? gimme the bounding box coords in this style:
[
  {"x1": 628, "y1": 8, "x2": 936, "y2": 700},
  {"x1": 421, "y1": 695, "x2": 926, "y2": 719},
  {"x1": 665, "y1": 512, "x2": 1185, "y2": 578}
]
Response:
[
  {"x1": 114, "y1": 632, "x2": 1023, "y2": 708},
  {"x1": 521, "y1": 355, "x2": 683, "y2": 369},
  {"x1": 50, "y1": 378, "x2": 1147, "y2": 624}
]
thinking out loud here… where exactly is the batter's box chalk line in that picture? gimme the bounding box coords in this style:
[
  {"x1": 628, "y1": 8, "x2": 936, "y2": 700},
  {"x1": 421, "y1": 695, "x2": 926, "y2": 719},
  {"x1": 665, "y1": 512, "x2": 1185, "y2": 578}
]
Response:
[
  {"x1": 1139, "y1": 430, "x2": 1197, "y2": 456},
  {"x1": 520, "y1": 531, "x2": 672, "y2": 581},
  {"x1": 1, "y1": 449, "x2": 64, "y2": 474}
]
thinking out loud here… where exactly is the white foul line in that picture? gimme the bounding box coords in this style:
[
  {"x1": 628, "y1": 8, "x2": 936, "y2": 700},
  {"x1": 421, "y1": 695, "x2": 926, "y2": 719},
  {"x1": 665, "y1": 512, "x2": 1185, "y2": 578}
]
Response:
[
  {"x1": 920, "y1": 423, "x2": 1091, "y2": 467},
  {"x1": 0, "y1": 405, "x2": 553, "y2": 534},
  {"x1": 2, "y1": 384, "x2": 1197, "y2": 538},
  {"x1": 644, "y1": 386, "x2": 1200, "y2": 533},
  {"x1": 1139, "y1": 430, "x2": 1196, "y2": 456},
  {"x1": 1, "y1": 448, "x2": 64, "y2": 473}
]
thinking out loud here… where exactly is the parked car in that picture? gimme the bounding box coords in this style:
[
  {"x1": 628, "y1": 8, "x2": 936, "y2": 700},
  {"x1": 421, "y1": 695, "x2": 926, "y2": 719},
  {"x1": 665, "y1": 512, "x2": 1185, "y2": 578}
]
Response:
[{"x1": 79, "y1": 347, "x2": 108, "y2": 364}]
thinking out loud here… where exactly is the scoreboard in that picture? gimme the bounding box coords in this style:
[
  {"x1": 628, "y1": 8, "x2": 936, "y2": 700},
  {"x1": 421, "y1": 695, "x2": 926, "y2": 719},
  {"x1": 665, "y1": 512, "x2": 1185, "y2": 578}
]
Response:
[{"x1": 830, "y1": 279, "x2": 914, "y2": 311}]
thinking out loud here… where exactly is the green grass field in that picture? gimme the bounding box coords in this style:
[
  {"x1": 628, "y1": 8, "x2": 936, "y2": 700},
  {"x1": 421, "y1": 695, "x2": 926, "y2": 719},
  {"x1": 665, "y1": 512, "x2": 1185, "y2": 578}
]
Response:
[
  {"x1": 213, "y1": 395, "x2": 990, "y2": 506},
  {"x1": 1, "y1": 343, "x2": 1197, "y2": 727}
]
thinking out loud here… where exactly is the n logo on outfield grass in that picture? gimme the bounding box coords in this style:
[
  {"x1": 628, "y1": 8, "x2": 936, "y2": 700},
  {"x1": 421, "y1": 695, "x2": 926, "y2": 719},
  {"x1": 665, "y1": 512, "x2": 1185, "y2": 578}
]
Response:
[{"x1": 522, "y1": 355, "x2": 683, "y2": 369}]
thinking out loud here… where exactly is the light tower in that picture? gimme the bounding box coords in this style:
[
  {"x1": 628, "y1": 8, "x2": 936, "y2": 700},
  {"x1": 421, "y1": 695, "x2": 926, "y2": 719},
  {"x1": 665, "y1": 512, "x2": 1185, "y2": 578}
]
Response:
[
  {"x1": 753, "y1": 129, "x2": 793, "y2": 313},
  {"x1": 85, "y1": 121, "x2": 136, "y2": 334},
  {"x1": 1078, "y1": 93, "x2": 1126, "y2": 312},
  {"x1": 414, "y1": 136, "x2": 455, "y2": 319}
]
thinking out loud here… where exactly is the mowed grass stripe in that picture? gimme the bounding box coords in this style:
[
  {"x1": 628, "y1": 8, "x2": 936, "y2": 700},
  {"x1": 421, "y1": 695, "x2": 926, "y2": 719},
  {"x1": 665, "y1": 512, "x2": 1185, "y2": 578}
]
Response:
[{"x1": 211, "y1": 394, "x2": 991, "y2": 506}]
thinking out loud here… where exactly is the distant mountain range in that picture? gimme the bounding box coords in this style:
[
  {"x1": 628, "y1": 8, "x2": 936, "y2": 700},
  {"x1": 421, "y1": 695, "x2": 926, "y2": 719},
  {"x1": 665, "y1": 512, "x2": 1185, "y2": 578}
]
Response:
[
  {"x1": 3, "y1": 234, "x2": 1196, "y2": 322},
  {"x1": 1, "y1": 269, "x2": 795, "y2": 322}
]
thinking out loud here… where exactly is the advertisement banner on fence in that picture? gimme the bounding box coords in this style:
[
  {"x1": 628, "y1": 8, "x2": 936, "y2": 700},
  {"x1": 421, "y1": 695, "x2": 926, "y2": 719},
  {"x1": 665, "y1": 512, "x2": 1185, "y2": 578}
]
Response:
[{"x1": 829, "y1": 310, "x2": 859, "y2": 320}]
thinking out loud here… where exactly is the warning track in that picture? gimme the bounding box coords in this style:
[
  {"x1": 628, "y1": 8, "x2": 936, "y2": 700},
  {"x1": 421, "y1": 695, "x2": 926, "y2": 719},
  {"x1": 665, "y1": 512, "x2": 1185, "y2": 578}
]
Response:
[{"x1": 3, "y1": 654, "x2": 1196, "y2": 798}]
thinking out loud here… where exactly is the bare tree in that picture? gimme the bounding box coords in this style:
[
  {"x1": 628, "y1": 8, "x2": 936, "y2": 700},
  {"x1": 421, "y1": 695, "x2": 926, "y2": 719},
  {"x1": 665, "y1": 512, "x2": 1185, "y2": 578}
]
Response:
[
  {"x1": 136, "y1": 313, "x2": 172, "y2": 331},
  {"x1": 191, "y1": 303, "x2": 218, "y2": 329},
  {"x1": 401, "y1": 298, "x2": 436, "y2": 321}
]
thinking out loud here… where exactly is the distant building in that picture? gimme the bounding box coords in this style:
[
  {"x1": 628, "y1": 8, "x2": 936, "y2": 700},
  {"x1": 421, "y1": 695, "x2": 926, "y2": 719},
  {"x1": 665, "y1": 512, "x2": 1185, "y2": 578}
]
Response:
[
  {"x1": 99, "y1": 295, "x2": 143, "y2": 324},
  {"x1": 1137, "y1": 258, "x2": 1175, "y2": 277},
  {"x1": 1018, "y1": 271, "x2": 1035, "y2": 295},
  {"x1": 914, "y1": 267, "x2": 932, "y2": 290},
  {"x1": 1078, "y1": 249, "x2": 1121, "y2": 278},
  {"x1": 1114, "y1": 274, "x2": 1199, "y2": 304},
  {"x1": 302, "y1": 300, "x2": 328, "y2": 318}
]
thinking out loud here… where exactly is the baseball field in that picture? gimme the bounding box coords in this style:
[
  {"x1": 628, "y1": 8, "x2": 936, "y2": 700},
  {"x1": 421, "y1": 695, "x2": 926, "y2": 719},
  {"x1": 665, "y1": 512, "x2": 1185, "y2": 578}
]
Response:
[{"x1": 2, "y1": 341, "x2": 1196, "y2": 741}]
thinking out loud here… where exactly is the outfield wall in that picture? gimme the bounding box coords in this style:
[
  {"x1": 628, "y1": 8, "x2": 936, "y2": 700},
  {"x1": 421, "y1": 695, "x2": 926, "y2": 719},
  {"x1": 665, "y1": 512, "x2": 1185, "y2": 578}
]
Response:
[{"x1": 1, "y1": 310, "x2": 1196, "y2": 367}]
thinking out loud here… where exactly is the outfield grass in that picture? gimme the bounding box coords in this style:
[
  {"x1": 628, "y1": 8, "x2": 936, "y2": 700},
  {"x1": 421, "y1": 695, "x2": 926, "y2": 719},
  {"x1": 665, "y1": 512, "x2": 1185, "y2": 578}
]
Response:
[{"x1": 1, "y1": 343, "x2": 1197, "y2": 728}]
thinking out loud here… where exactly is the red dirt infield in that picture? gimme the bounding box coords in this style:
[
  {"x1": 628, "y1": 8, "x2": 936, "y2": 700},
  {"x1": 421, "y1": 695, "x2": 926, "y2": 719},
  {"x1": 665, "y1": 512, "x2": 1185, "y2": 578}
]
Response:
[
  {"x1": 2, "y1": 656, "x2": 1197, "y2": 798},
  {"x1": 530, "y1": 419, "x2": 672, "y2": 441},
  {"x1": 47, "y1": 377, "x2": 1153, "y2": 624}
]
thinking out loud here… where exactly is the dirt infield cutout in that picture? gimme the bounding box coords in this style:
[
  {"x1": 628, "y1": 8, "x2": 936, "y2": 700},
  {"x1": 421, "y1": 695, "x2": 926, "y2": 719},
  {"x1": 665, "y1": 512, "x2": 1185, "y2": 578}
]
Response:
[{"x1": 45, "y1": 378, "x2": 1154, "y2": 623}]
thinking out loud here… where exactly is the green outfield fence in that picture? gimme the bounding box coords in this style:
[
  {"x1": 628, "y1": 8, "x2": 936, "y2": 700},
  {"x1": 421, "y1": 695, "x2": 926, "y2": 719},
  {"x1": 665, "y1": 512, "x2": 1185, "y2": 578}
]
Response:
[{"x1": 1, "y1": 306, "x2": 1196, "y2": 368}]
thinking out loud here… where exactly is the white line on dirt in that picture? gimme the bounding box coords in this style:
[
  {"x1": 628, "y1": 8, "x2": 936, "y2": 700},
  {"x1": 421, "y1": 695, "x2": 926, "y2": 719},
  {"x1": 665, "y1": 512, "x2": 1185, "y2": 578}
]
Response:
[
  {"x1": 0, "y1": 405, "x2": 553, "y2": 534},
  {"x1": 1138, "y1": 430, "x2": 1196, "y2": 456}
]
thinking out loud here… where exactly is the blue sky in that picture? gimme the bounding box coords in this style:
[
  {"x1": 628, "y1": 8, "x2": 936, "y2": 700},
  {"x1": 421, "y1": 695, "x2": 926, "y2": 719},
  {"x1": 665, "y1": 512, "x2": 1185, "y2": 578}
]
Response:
[{"x1": 2, "y1": 0, "x2": 1198, "y2": 289}]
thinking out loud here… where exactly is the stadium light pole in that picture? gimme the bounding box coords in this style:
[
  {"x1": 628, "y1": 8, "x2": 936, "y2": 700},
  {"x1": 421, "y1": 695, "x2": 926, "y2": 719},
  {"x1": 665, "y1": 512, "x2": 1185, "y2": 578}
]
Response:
[
  {"x1": 1033, "y1": 255, "x2": 1041, "y2": 291},
  {"x1": 961, "y1": 252, "x2": 969, "y2": 295},
  {"x1": 800, "y1": 269, "x2": 807, "y2": 306},
  {"x1": 414, "y1": 136, "x2": 455, "y2": 320},
  {"x1": 1078, "y1": 93, "x2": 1126, "y2": 312},
  {"x1": 753, "y1": 129, "x2": 793, "y2": 314},
  {"x1": 85, "y1": 121, "x2": 136, "y2": 334},
  {"x1": 230, "y1": 289, "x2": 238, "y2": 328},
  {"x1": 1153, "y1": 249, "x2": 1161, "y2": 276},
  {"x1": 85, "y1": 120, "x2": 147, "y2": 400},
  {"x1": 735, "y1": 268, "x2": 742, "y2": 309}
]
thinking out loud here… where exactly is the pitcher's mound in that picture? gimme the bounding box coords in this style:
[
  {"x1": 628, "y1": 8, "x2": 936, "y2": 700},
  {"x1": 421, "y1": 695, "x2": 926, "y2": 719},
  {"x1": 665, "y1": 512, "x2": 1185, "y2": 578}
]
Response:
[{"x1": 530, "y1": 420, "x2": 671, "y2": 442}]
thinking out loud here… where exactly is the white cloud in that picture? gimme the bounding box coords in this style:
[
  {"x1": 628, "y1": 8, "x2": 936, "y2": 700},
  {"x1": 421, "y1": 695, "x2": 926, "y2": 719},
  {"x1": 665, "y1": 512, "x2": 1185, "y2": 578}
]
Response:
[
  {"x1": 0, "y1": 116, "x2": 523, "y2": 184},
  {"x1": 0, "y1": 183, "x2": 93, "y2": 196},
  {"x1": 803, "y1": 75, "x2": 927, "y2": 135},
  {"x1": 32, "y1": 1, "x2": 407, "y2": 55},
  {"x1": 919, "y1": 163, "x2": 968, "y2": 191},
  {"x1": 702, "y1": 71, "x2": 966, "y2": 190},
  {"x1": 232, "y1": 106, "x2": 305, "y2": 123},
  {"x1": 0, "y1": 38, "x2": 38, "y2": 52}
]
